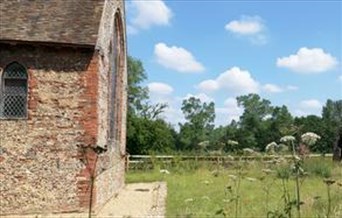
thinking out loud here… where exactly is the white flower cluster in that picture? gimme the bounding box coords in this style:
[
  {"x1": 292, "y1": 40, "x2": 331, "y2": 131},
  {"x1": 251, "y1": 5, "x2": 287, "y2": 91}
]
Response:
[
  {"x1": 160, "y1": 169, "x2": 170, "y2": 174},
  {"x1": 280, "y1": 135, "x2": 296, "y2": 143},
  {"x1": 227, "y1": 140, "x2": 239, "y2": 146},
  {"x1": 301, "y1": 132, "x2": 321, "y2": 146},
  {"x1": 243, "y1": 148, "x2": 255, "y2": 155},
  {"x1": 265, "y1": 142, "x2": 277, "y2": 154}
]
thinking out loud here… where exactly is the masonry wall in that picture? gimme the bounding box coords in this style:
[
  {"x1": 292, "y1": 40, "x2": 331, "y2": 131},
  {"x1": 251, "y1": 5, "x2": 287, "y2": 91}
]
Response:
[
  {"x1": 0, "y1": 43, "x2": 99, "y2": 215},
  {"x1": 92, "y1": 0, "x2": 127, "y2": 210},
  {"x1": 0, "y1": 0, "x2": 128, "y2": 214}
]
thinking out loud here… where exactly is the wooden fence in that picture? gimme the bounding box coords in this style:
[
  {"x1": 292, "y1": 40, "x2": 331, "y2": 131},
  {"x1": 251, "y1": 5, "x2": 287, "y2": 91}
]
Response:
[{"x1": 126, "y1": 154, "x2": 332, "y2": 171}]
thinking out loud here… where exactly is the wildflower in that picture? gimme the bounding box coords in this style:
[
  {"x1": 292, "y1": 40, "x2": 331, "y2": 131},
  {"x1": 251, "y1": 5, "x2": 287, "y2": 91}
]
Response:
[
  {"x1": 227, "y1": 140, "x2": 239, "y2": 146},
  {"x1": 198, "y1": 140, "x2": 209, "y2": 148},
  {"x1": 159, "y1": 169, "x2": 170, "y2": 174},
  {"x1": 265, "y1": 142, "x2": 277, "y2": 154},
  {"x1": 301, "y1": 132, "x2": 321, "y2": 146},
  {"x1": 280, "y1": 135, "x2": 296, "y2": 143}
]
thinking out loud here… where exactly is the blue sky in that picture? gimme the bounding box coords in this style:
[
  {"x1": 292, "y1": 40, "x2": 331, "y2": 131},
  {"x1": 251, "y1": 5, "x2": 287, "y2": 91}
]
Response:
[{"x1": 125, "y1": 0, "x2": 341, "y2": 127}]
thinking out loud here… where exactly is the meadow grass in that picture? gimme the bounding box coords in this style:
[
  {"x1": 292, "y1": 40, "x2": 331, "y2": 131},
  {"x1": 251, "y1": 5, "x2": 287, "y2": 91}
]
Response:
[{"x1": 126, "y1": 157, "x2": 342, "y2": 217}]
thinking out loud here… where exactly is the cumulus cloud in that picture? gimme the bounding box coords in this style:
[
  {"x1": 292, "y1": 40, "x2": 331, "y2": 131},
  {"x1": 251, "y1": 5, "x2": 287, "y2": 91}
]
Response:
[
  {"x1": 277, "y1": 47, "x2": 338, "y2": 74},
  {"x1": 294, "y1": 99, "x2": 322, "y2": 117},
  {"x1": 262, "y1": 84, "x2": 283, "y2": 93},
  {"x1": 216, "y1": 98, "x2": 243, "y2": 126},
  {"x1": 225, "y1": 15, "x2": 263, "y2": 35},
  {"x1": 130, "y1": 0, "x2": 172, "y2": 29},
  {"x1": 154, "y1": 43, "x2": 205, "y2": 73},
  {"x1": 225, "y1": 15, "x2": 267, "y2": 45},
  {"x1": 198, "y1": 67, "x2": 259, "y2": 95},
  {"x1": 197, "y1": 80, "x2": 219, "y2": 92},
  {"x1": 148, "y1": 82, "x2": 174, "y2": 95},
  {"x1": 184, "y1": 93, "x2": 214, "y2": 103}
]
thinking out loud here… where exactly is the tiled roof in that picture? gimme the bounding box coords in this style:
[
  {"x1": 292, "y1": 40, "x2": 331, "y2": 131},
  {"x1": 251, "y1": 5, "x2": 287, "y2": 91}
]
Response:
[{"x1": 0, "y1": 0, "x2": 105, "y2": 46}]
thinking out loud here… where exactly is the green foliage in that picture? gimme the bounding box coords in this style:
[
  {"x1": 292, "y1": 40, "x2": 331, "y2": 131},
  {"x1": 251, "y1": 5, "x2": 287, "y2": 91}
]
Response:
[
  {"x1": 322, "y1": 99, "x2": 342, "y2": 156},
  {"x1": 127, "y1": 117, "x2": 175, "y2": 154},
  {"x1": 127, "y1": 56, "x2": 148, "y2": 114},
  {"x1": 126, "y1": 56, "x2": 176, "y2": 154},
  {"x1": 126, "y1": 55, "x2": 341, "y2": 156},
  {"x1": 179, "y1": 97, "x2": 215, "y2": 151}
]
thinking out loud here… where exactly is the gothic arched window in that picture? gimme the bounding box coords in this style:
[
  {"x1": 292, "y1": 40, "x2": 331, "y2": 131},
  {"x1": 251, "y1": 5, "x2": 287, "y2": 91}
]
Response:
[
  {"x1": 108, "y1": 10, "x2": 125, "y2": 141},
  {"x1": 0, "y1": 62, "x2": 28, "y2": 119}
]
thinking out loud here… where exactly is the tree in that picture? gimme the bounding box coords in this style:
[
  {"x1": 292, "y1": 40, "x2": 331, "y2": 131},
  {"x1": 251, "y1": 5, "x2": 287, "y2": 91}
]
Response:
[
  {"x1": 179, "y1": 97, "x2": 215, "y2": 151},
  {"x1": 268, "y1": 105, "x2": 294, "y2": 142},
  {"x1": 127, "y1": 117, "x2": 175, "y2": 154},
  {"x1": 294, "y1": 115, "x2": 324, "y2": 153},
  {"x1": 236, "y1": 94, "x2": 273, "y2": 150},
  {"x1": 126, "y1": 56, "x2": 176, "y2": 154},
  {"x1": 127, "y1": 56, "x2": 148, "y2": 114},
  {"x1": 322, "y1": 99, "x2": 342, "y2": 159}
]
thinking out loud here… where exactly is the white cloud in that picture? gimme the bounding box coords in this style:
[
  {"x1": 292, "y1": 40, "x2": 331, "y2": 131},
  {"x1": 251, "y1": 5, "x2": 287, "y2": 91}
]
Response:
[
  {"x1": 184, "y1": 93, "x2": 214, "y2": 103},
  {"x1": 262, "y1": 84, "x2": 283, "y2": 93},
  {"x1": 148, "y1": 82, "x2": 174, "y2": 95},
  {"x1": 197, "y1": 80, "x2": 219, "y2": 92},
  {"x1": 216, "y1": 98, "x2": 243, "y2": 126},
  {"x1": 339, "y1": 75, "x2": 342, "y2": 82},
  {"x1": 154, "y1": 43, "x2": 205, "y2": 73},
  {"x1": 294, "y1": 99, "x2": 322, "y2": 117},
  {"x1": 277, "y1": 47, "x2": 338, "y2": 73},
  {"x1": 198, "y1": 67, "x2": 259, "y2": 95},
  {"x1": 225, "y1": 15, "x2": 263, "y2": 35},
  {"x1": 130, "y1": 0, "x2": 172, "y2": 29},
  {"x1": 225, "y1": 15, "x2": 267, "y2": 45}
]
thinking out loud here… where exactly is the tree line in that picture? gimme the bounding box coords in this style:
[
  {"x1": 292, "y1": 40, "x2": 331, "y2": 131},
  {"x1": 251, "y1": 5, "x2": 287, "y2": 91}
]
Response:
[{"x1": 126, "y1": 56, "x2": 342, "y2": 155}]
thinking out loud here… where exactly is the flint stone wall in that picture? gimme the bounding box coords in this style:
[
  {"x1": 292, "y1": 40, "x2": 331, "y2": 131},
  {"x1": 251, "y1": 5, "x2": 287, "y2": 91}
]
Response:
[{"x1": 0, "y1": 42, "x2": 125, "y2": 215}]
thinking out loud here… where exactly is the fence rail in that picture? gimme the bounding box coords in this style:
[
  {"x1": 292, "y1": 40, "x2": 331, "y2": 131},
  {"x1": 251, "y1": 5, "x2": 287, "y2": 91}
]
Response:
[{"x1": 126, "y1": 154, "x2": 332, "y2": 171}]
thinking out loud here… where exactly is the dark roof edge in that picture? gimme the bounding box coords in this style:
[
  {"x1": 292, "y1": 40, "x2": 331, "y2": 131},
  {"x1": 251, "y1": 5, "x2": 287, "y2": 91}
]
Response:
[{"x1": 0, "y1": 39, "x2": 96, "y2": 49}]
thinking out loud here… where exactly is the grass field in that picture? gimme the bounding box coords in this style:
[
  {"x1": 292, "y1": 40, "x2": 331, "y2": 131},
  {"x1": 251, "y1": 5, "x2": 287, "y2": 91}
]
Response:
[{"x1": 126, "y1": 156, "x2": 342, "y2": 217}]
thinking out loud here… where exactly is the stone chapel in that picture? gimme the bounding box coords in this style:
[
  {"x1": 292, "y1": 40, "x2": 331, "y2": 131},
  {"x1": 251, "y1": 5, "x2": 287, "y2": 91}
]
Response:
[{"x1": 0, "y1": 0, "x2": 127, "y2": 215}]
